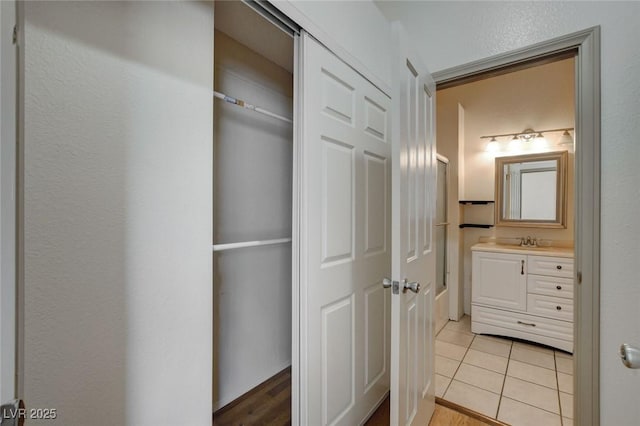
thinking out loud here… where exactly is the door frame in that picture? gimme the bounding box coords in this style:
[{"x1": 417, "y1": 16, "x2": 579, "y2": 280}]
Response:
[{"x1": 433, "y1": 27, "x2": 601, "y2": 426}]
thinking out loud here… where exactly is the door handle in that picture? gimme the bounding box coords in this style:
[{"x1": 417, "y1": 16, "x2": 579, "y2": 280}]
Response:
[
  {"x1": 382, "y1": 278, "x2": 399, "y2": 294},
  {"x1": 620, "y1": 343, "x2": 640, "y2": 368},
  {"x1": 521, "y1": 260, "x2": 525, "y2": 275},
  {"x1": 402, "y1": 279, "x2": 420, "y2": 294}
]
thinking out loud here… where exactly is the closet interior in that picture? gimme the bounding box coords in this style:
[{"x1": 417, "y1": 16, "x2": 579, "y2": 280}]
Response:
[{"x1": 213, "y1": 1, "x2": 294, "y2": 424}]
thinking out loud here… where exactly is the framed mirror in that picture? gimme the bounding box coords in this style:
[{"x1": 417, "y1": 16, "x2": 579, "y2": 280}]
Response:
[{"x1": 495, "y1": 150, "x2": 568, "y2": 228}]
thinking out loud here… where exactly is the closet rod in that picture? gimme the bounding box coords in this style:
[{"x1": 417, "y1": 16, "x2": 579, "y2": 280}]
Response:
[
  {"x1": 212, "y1": 238, "x2": 292, "y2": 252},
  {"x1": 213, "y1": 90, "x2": 293, "y2": 124}
]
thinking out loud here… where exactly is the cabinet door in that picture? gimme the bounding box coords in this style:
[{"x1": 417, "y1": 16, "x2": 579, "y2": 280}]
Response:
[{"x1": 472, "y1": 251, "x2": 527, "y2": 311}]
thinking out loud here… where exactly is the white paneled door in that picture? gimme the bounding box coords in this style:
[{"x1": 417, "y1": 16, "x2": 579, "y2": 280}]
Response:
[
  {"x1": 389, "y1": 23, "x2": 437, "y2": 426},
  {"x1": 298, "y1": 32, "x2": 392, "y2": 425}
]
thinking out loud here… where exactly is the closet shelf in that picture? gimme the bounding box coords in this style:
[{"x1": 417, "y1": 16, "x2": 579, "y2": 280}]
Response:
[
  {"x1": 212, "y1": 238, "x2": 292, "y2": 252},
  {"x1": 459, "y1": 224, "x2": 494, "y2": 229}
]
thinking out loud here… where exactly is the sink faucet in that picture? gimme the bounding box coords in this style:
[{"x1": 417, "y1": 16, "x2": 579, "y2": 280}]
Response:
[{"x1": 520, "y1": 236, "x2": 537, "y2": 247}]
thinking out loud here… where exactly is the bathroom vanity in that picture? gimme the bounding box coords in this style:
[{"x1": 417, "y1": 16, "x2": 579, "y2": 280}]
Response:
[{"x1": 471, "y1": 243, "x2": 574, "y2": 352}]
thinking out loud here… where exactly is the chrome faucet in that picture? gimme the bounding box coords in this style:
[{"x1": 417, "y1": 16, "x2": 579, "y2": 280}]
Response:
[{"x1": 520, "y1": 236, "x2": 537, "y2": 247}]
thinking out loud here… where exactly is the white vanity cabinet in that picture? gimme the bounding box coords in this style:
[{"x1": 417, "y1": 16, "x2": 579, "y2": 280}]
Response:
[
  {"x1": 472, "y1": 252, "x2": 526, "y2": 311},
  {"x1": 471, "y1": 244, "x2": 575, "y2": 352}
]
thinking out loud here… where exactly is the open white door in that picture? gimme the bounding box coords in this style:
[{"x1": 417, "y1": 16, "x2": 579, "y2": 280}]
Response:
[
  {"x1": 389, "y1": 22, "x2": 437, "y2": 426},
  {"x1": 297, "y1": 32, "x2": 392, "y2": 425}
]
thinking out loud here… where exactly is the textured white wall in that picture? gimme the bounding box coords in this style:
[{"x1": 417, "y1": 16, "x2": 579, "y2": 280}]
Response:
[
  {"x1": 275, "y1": 0, "x2": 392, "y2": 92},
  {"x1": 23, "y1": 2, "x2": 213, "y2": 424},
  {"x1": 378, "y1": 1, "x2": 640, "y2": 422}
]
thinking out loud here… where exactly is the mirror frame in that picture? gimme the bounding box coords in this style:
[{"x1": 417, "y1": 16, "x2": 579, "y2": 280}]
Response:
[{"x1": 495, "y1": 150, "x2": 568, "y2": 228}]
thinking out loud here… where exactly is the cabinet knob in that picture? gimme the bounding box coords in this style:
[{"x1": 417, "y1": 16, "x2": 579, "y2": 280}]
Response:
[
  {"x1": 556, "y1": 265, "x2": 562, "y2": 270},
  {"x1": 556, "y1": 306, "x2": 562, "y2": 310},
  {"x1": 556, "y1": 285, "x2": 562, "y2": 290}
]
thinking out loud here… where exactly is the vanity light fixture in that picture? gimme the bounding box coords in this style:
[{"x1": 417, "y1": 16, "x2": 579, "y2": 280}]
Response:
[
  {"x1": 533, "y1": 132, "x2": 548, "y2": 148},
  {"x1": 508, "y1": 134, "x2": 521, "y2": 151},
  {"x1": 481, "y1": 127, "x2": 574, "y2": 152},
  {"x1": 486, "y1": 137, "x2": 500, "y2": 153},
  {"x1": 558, "y1": 129, "x2": 574, "y2": 146}
]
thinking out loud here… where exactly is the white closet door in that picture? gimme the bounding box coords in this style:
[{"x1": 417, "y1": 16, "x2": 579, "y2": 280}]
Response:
[
  {"x1": 298, "y1": 31, "x2": 391, "y2": 425},
  {"x1": 389, "y1": 22, "x2": 437, "y2": 426}
]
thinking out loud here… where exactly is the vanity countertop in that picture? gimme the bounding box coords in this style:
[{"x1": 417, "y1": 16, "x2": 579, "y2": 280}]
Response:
[{"x1": 471, "y1": 242, "x2": 574, "y2": 258}]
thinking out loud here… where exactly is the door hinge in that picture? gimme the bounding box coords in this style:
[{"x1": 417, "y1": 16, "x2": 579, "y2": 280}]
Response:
[
  {"x1": 577, "y1": 271, "x2": 582, "y2": 284},
  {"x1": 13, "y1": 25, "x2": 18, "y2": 45}
]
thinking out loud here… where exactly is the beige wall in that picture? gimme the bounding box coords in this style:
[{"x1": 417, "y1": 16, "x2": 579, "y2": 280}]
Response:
[{"x1": 437, "y1": 58, "x2": 575, "y2": 313}]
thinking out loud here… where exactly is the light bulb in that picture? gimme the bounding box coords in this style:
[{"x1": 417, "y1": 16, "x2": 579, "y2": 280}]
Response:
[
  {"x1": 508, "y1": 135, "x2": 521, "y2": 151},
  {"x1": 533, "y1": 132, "x2": 548, "y2": 149},
  {"x1": 486, "y1": 137, "x2": 500, "y2": 153},
  {"x1": 559, "y1": 130, "x2": 573, "y2": 146}
]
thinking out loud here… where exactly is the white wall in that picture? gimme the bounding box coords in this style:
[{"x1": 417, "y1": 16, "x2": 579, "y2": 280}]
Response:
[
  {"x1": 378, "y1": 1, "x2": 640, "y2": 422},
  {"x1": 213, "y1": 30, "x2": 293, "y2": 410},
  {"x1": 22, "y1": 2, "x2": 213, "y2": 424},
  {"x1": 0, "y1": 0, "x2": 17, "y2": 404},
  {"x1": 274, "y1": 0, "x2": 392, "y2": 93}
]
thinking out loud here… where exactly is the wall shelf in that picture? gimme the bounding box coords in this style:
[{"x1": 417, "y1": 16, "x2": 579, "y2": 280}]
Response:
[
  {"x1": 459, "y1": 200, "x2": 495, "y2": 229},
  {"x1": 459, "y1": 200, "x2": 495, "y2": 205}
]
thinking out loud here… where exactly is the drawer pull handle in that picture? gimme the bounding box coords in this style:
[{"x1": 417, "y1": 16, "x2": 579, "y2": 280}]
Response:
[
  {"x1": 556, "y1": 306, "x2": 562, "y2": 311},
  {"x1": 517, "y1": 320, "x2": 536, "y2": 327},
  {"x1": 557, "y1": 265, "x2": 562, "y2": 270},
  {"x1": 556, "y1": 285, "x2": 562, "y2": 290},
  {"x1": 521, "y1": 260, "x2": 525, "y2": 275}
]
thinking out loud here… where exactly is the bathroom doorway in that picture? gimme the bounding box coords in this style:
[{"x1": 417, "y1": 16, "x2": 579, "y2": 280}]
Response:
[{"x1": 433, "y1": 55, "x2": 579, "y2": 425}]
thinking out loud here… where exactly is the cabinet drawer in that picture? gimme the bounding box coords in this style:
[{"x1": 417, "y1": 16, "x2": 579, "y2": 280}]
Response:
[
  {"x1": 472, "y1": 304, "x2": 573, "y2": 342},
  {"x1": 527, "y1": 256, "x2": 574, "y2": 278},
  {"x1": 527, "y1": 275, "x2": 574, "y2": 299},
  {"x1": 527, "y1": 293, "x2": 573, "y2": 321}
]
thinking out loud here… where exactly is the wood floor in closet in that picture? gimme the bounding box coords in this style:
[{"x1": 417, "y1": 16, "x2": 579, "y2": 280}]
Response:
[
  {"x1": 213, "y1": 367, "x2": 291, "y2": 426},
  {"x1": 213, "y1": 367, "x2": 493, "y2": 426}
]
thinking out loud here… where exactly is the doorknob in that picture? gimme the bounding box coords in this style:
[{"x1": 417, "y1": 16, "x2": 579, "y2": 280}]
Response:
[
  {"x1": 382, "y1": 278, "x2": 399, "y2": 294},
  {"x1": 402, "y1": 279, "x2": 420, "y2": 294},
  {"x1": 620, "y1": 343, "x2": 640, "y2": 368}
]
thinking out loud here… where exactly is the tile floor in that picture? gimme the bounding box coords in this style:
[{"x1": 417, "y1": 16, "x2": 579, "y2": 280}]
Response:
[{"x1": 436, "y1": 315, "x2": 574, "y2": 426}]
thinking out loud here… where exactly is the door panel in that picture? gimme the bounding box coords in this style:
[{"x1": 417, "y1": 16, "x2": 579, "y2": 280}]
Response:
[
  {"x1": 390, "y1": 23, "x2": 436, "y2": 426},
  {"x1": 299, "y1": 32, "x2": 391, "y2": 425}
]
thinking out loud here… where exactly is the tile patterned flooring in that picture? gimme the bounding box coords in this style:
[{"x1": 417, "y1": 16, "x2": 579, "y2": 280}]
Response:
[{"x1": 436, "y1": 316, "x2": 574, "y2": 426}]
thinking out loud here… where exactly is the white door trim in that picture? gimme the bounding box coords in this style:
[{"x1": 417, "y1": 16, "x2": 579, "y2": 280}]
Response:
[
  {"x1": 0, "y1": 0, "x2": 17, "y2": 403},
  {"x1": 432, "y1": 27, "x2": 601, "y2": 426}
]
